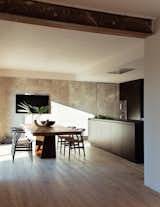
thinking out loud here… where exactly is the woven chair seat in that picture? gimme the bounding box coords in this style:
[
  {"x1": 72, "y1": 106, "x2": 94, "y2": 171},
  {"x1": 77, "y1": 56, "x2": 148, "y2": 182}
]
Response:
[{"x1": 17, "y1": 138, "x2": 31, "y2": 146}]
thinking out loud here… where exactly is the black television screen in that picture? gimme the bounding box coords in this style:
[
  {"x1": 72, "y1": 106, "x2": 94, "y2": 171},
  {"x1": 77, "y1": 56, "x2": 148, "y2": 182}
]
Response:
[{"x1": 16, "y1": 94, "x2": 50, "y2": 114}]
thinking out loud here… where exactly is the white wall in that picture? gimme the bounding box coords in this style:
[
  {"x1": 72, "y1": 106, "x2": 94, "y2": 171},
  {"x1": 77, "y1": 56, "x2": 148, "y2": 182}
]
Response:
[
  {"x1": 50, "y1": 102, "x2": 94, "y2": 136},
  {"x1": 144, "y1": 29, "x2": 160, "y2": 192}
]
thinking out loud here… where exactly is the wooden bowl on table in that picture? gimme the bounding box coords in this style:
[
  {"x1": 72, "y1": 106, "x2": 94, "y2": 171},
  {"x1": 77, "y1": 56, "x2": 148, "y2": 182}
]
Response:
[{"x1": 34, "y1": 120, "x2": 55, "y2": 127}]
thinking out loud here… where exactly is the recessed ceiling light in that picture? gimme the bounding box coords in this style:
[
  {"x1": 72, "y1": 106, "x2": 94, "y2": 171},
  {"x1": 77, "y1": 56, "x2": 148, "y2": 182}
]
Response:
[{"x1": 107, "y1": 68, "x2": 136, "y2": 75}]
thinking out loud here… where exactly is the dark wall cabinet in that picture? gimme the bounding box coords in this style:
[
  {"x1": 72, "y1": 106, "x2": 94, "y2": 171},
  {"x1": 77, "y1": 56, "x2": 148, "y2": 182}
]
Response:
[{"x1": 120, "y1": 79, "x2": 144, "y2": 120}]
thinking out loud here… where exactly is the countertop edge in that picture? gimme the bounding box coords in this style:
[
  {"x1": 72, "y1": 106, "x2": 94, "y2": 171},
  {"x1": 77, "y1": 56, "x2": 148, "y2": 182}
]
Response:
[{"x1": 88, "y1": 118, "x2": 143, "y2": 124}]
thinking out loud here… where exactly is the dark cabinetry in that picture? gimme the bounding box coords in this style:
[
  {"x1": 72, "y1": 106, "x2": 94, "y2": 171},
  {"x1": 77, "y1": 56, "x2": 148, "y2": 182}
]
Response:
[
  {"x1": 120, "y1": 79, "x2": 144, "y2": 120},
  {"x1": 88, "y1": 119, "x2": 144, "y2": 163}
]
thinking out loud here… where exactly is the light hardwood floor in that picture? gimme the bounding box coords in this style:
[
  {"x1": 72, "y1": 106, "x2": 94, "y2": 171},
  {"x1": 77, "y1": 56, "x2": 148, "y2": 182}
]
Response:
[{"x1": 0, "y1": 143, "x2": 160, "y2": 207}]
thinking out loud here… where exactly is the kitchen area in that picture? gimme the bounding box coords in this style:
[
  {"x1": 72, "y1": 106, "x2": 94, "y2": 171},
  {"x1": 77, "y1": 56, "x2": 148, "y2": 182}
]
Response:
[{"x1": 88, "y1": 79, "x2": 144, "y2": 163}]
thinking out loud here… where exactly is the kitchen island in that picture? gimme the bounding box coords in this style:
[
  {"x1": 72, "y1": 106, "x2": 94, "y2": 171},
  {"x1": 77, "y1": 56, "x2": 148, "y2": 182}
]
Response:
[{"x1": 88, "y1": 118, "x2": 143, "y2": 163}]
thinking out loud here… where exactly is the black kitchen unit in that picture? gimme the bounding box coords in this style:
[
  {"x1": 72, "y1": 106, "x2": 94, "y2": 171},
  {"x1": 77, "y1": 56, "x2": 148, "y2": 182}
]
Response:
[
  {"x1": 89, "y1": 79, "x2": 144, "y2": 163},
  {"x1": 120, "y1": 79, "x2": 144, "y2": 120}
]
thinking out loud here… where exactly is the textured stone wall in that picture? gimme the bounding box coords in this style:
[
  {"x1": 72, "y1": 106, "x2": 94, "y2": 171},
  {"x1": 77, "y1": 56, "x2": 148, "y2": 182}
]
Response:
[
  {"x1": 69, "y1": 81, "x2": 97, "y2": 114},
  {"x1": 0, "y1": 77, "x2": 119, "y2": 140},
  {"x1": 97, "y1": 83, "x2": 119, "y2": 118}
]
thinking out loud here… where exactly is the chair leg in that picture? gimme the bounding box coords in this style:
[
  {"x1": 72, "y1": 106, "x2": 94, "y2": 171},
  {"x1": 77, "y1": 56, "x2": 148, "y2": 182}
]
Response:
[
  {"x1": 12, "y1": 149, "x2": 16, "y2": 163},
  {"x1": 30, "y1": 142, "x2": 33, "y2": 151},
  {"x1": 11, "y1": 145, "x2": 16, "y2": 163},
  {"x1": 60, "y1": 140, "x2": 62, "y2": 153},
  {"x1": 83, "y1": 145, "x2": 86, "y2": 157},
  {"x1": 74, "y1": 143, "x2": 76, "y2": 154},
  {"x1": 64, "y1": 143, "x2": 66, "y2": 156},
  {"x1": 28, "y1": 150, "x2": 33, "y2": 162},
  {"x1": 78, "y1": 143, "x2": 80, "y2": 155},
  {"x1": 29, "y1": 142, "x2": 33, "y2": 161},
  {"x1": 69, "y1": 142, "x2": 71, "y2": 160}
]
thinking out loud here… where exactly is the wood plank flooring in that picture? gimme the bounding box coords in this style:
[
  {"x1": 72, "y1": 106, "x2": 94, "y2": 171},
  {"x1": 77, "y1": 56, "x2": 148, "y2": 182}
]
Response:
[{"x1": 0, "y1": 143, "x2": 160, "y2": 207}]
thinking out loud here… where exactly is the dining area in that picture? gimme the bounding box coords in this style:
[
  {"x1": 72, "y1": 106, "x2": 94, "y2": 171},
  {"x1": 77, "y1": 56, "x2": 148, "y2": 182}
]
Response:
[{"x1": 10, "y1": 122, "x2": 86, "y2": 162}]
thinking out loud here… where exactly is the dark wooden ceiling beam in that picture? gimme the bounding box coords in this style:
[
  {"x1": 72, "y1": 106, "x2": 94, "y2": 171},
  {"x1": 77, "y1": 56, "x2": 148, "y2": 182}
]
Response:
[{"x1": 0, "y1": 0, "x2": 153, "y2": 38}]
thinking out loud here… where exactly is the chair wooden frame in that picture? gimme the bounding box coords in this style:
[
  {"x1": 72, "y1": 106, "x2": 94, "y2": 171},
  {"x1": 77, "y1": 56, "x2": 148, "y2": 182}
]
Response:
[
  {"x1": 62, "y1": 129, "x2": 86, "y2": 159},
  {"x1": 57, "y1": 126, "x2": 77, "y2": 153},
  {"x1": 11, "y1": 127, "x2": 33, "y2": 162}
]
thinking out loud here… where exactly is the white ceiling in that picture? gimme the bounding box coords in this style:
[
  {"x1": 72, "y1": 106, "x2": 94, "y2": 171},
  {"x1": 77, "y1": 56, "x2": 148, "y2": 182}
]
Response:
[
  {"x1": 1, "y1": 0, "x2": 156, "y2": 82},
  {"x1": 0, "y1": 20, "x2": 144, "y2": 83},
  {"x1": 38, "y1": 0, "x2": 160, "y2": 18},
  {"x1": 2, "y1": 0, "x2": 157, "y2": 83}
]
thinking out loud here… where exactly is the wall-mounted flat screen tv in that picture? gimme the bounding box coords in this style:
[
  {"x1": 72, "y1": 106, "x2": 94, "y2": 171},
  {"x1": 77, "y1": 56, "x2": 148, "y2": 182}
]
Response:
[{"x1": 16, "y1": 94, "x2": 50, "y2": 114}]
